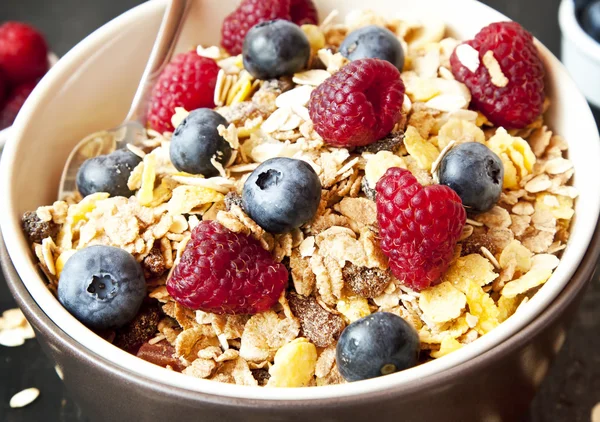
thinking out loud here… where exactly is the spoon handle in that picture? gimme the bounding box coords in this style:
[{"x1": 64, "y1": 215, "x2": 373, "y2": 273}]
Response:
[{"x1": 124, "y1": 0, "x2": 192, "y2": 124}]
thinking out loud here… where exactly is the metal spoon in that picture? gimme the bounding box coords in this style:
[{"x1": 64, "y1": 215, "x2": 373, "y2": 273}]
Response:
[{"x1": 58, "y1": 0, "x2": 191, "y2": 200}]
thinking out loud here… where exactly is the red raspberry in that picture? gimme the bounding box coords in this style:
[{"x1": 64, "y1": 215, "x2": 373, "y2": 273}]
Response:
[
  {"x1": 221, "y1": 0, "x2": 291, "y2": 55},
  {"x1": 0, "y1": 71, "x2": 6, "y2": 105},
  {"x1": 450, "y1": 22, "x2": 545, "y2": 129},
  {"x1": 308, "y1": 58, "x2": 404, "y2": 147},
  {"x1": 0, "y1": 80, "x2": 37, "y2": 130},
  {"x1": 0, "y1": 22, "x2": 49, "y2": 85},
  {"x1": 290, "y1": 0, "x2": 319, "y2": 25},
  {"x1": 146, "y1": 51, "x2": 219, "y2": 133},
  {"x1": 167, "y1": 221, "x2": 288, "y2": 314},
  {"x1": 376, "y1": 168, "x2": 466, "y2": 291}
]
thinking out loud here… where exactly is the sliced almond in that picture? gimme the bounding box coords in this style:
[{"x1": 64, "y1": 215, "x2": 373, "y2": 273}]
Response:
[
  {"x1": 455, "y1": 44, "x2": 480, "y2": 73},
  {"x1": 293, "y1": 69, "x2": 331, "y2": 86}
]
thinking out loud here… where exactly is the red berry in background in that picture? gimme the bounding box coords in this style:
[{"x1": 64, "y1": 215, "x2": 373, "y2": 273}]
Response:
[
  {"x1": 450, "y1": 21, "x2": 545, "y2": 129},
  {"x1": 167, "y1": 221, "x2": 288, "y2": 315},
  {"x1": 308, "y1": 58, "x2": 405, "y2": 147},
  {"x1": 0, "y1": 22, "x2": 49, "y2": 85},
  {"x1": 0, "y1": 71, "x2": 6, "y2": 105},
  {"x1": 290, "y1": 0, "x2": 319, "y2": 25},
  {"x1": 0, "y1": 80, "x2": 37, "y2": 130},
  {"x1": 146, "y1": 51, "x2": 219, "y2": 134},
  {"x1": 221, "y1": 0, "x2": 291, "y2": 55},
  {"x1": 376, "y1": 167, "x2": 466, "y2": 291}
]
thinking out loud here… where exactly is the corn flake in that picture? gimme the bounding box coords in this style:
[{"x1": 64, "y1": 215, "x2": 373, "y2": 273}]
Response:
[
  {"x1": 488, "y1": 128, "x2": 536, "y2": 187},
  {"x1": 239, "y1": 311, "x2": 300, "y2": 362},
  {"x1": 364, "y1": 151, "x2": 406, "y2": 187},
  {"x1": 267, "y1": 338, "x2": 317, "y2": 387},
  {"x1": 499, "y1": 239, "x2": 532, "y2": 272},
  {"x1": 418, "y1": 282, "x2": 467, "y2": 323},
  {"x1": 501, "y1": 268, "x2": 552, "y2": 298},
  {"x1": 430, "y1": 336, "x2": 463, "y2": 358},
  {"x1": 404, "y1": 126, "x2": 439, "y2": 170},
  {"x1": 442, "y1": 254, "x2": 498, "y2": 288},
  {"x1": 336, "y1": 295, "x2": 371, "y2": 323},
  {"x1": 437, "y1": 118, "x2": 485, "y2": 150},
  {"x1": 458, "y1": 279, "x2": 499, "y2": 334},
  {"x1": 167, "y1": 186, "x2": 224, "y2": 215}
]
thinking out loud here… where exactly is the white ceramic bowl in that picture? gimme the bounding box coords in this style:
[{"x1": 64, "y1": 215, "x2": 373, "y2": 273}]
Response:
[
  {"x1": 1, "y1": 0, "x2": 599, "y2": 403},
  {"x1": 0, "y1": 53, "x2": 59, "y2": 150},
  {"x1": 559, "y1": 0, "x2": 600, "y2": 108}
]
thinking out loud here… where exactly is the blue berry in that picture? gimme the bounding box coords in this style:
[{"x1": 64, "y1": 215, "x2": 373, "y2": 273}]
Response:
[
  {"x1": 438, "y1": 142, "x2": 504, "y2": 214},
  {"x1": 242, "y1": 19, "x2": 311, "y2": 80},
  {"x1": 76, "y1": 149, "x2": 142, "y2": 198},
  {"x1": 170, "y1": 108, "x2": 232, "y2": 177},
  {"x1": 242, "y1": 157, "x2": 321, "y2": 233},
  {"x1": 336, "y1": 312, "x2": 419, "y2": 382},
  {"x1": 581, "y1": 0, "x2": 600, "y2": 42},
  {"x1": 339, "y1": 25, "x2": 405, "y2": 71},
  {"x1": 58, "y1": 245, "x2": 146, "y2": 330}
]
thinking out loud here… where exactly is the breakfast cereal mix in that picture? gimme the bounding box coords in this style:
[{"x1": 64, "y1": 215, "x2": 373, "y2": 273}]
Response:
[{"x1": 22, "y1": 5, "x2": 577, "y2": 387}]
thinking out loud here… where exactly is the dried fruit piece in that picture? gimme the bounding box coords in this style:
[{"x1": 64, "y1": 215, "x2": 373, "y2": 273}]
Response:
[
  {"x1": 137, "y1": 340, "x2": 185, "y2": 371},
  {"x1": 113, "y1": 300, "x2": 161, "y2": 353},
  {"x1": 288, "y1": 292, "x2": 345, "y2": 347},
  {"x1": 342, "y1": 263, "x2": 391, "y2": 298},
  {"x1": 21, "y1": 211, "x2": 59, "y2": 243},
  {"x1": 141, "y1": 246, "x2": 167, "y2": 279}
]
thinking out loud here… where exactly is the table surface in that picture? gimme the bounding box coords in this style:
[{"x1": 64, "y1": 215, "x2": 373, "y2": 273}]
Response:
[{"x1": 1, "y1": 0, "x2": 599, "y2": 421}]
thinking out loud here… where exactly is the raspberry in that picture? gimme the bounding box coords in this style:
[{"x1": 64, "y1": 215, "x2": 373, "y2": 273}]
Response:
[
  {"x1": 450, "y1": 22, "x2": 545, "y2": 129},
  {"x1": 167, "y1": 221, "x2": 288, "y2": 314},
  {"x1": 221, "y1": 0, "x2": 291, "y2": 55},
  {"x1": 308, "y1": 58, "x2": 405, "y2": 147},
  {"x1": 146, "y1": 51, "x2": 219, "y2": 133},
  {"x1": 0, "y1": 80, "x2": 36, "y2": 130},
  {"x1": 376, "y1": 168, "x2": 466, "y2": 291},
  {"x1": 290, "y1": 0, "x2": 319, "y2": 25},
  {"x1": 0, "y1": 22, "x2": 48, "y2": 85},
  {"x1": 0, "y1": 71, "x2": 6, "y2": 104}
]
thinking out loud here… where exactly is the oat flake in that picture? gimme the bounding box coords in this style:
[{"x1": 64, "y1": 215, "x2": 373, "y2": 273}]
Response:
[{"x1": 10, "y1": 388, "x2": 40, "y2": 408}]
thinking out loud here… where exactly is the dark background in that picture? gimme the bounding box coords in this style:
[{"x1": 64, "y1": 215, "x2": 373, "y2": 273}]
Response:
[{"x1": 1, "y1": 0, "x2": 599, "y2": 421}]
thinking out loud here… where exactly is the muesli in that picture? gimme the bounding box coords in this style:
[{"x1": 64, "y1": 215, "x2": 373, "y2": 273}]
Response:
[{"x1": 22, "y1": 3, "x2": 576, "y2": 387}]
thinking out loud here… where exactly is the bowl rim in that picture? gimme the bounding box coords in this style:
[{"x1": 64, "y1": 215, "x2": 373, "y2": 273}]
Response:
[
  {"x1": 559, "y1": 0, "x2": 600, "y2": 61},
  {"x1": 1, "y1": 0, "x2": 599, "y2": 402}
]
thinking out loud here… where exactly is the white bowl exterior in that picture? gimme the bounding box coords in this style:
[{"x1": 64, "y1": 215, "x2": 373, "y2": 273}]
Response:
[
  {"x1": 1, "y1": 0, "x2": 599, "y2": 401},
  {"x1": 559, "y1": 0, "x2": 600, "y2": 108}
]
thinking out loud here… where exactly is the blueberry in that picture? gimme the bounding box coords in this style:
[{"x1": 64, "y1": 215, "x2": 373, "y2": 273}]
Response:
[
  {"x1": 170, "y1": 108, "x2": 232, "y2": 177},
  {"x1": 339, "y1": 25, "x2": 405, "y2": 71},
  {"x1": 76, "y1": 149, "x2": 142, "y2": 198},
  {"x1": 58, "y1": 245, "x2": 146, "y2": 330},
  {"x1": 242, "y1": 20, "x2": 311, "y2": 80},
  {"x1": 242, "y1": 157, "x2": 321, "y2": 233},
  {"x1": 438, "y1": 142, "x2": 504, "y2": 214},
  {"x1": 336, "y1": 312, "x2": 420, "y2": 382},
  {"x1": 581, "y1": 0, "x2": 600, "y2": 43}
]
